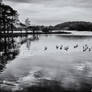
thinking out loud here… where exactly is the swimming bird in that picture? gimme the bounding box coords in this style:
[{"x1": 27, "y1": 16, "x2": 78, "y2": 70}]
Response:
[
  {"x1": 74, "y1": 44, "x2": 78, "y2": 48},
  {"x1": 60, "y1": 45, "x2": 63, "y2": 50},
  {"x1": 44, "y1": 46, "x2": 47, "y2": 50},
  {"x1": 64, "y1": 46, "x2": 69, "y2": 51},
  {"x1": 56, "y1": 45, "x2": 59, "y2": 49},
  {"x1": 83, "y1": 46, "x2": 88, "y2": 52}
]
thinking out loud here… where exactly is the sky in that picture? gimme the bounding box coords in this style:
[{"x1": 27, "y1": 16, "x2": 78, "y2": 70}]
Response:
[{"x1": 2, "y1": 0, "x2": 92, "y2": 25}]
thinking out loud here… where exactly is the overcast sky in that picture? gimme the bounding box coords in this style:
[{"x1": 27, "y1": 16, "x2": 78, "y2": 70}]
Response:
[{"x1": 3, "y1": 0, "x2": 92, "y2": 25}]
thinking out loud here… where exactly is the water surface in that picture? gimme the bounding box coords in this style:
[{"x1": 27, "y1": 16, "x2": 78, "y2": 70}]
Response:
[{"x1": 0, "y1": 34, "x2": 92, "y2": 91}]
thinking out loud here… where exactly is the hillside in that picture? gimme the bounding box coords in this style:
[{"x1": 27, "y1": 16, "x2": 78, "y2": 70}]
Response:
[{"x1": 54, "y1": 21, "x2": 92, "y2": 31}]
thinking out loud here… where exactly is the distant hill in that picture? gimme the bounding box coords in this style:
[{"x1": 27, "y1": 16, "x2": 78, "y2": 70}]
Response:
[
  {"x1": 13, "y1": 21, "x2": 92, "y2": 32},
  {"x1": 54, "y1": 21, "x2": 92, "y2": 31}
]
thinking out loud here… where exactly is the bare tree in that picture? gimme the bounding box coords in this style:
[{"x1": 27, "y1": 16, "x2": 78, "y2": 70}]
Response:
[{"x1": 25, "y1": 18, "x2": 31, "y2": 33}]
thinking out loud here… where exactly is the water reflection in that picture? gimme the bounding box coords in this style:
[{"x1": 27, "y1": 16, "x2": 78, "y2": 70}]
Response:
[
  {"x1": 0, "y1": 34, "x2": 92, "y2": 92},
  {"x1": 0, "y1": 37, "x2": 20, "y2": 72},
  {"x1": 0, "y1": 34, "x2": 39, "y2": 72}
]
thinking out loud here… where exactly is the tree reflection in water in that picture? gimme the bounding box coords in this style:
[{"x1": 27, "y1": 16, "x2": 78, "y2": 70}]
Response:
[
  {"x1": 0, "y1": 34, "x2": 39, "y2": 72},
  {"x1": 0, "y1": 36, "x2": 20, "y2": 72}
]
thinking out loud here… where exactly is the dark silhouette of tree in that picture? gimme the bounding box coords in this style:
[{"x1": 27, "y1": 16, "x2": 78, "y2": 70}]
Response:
[
  {"x1": 42, "y1": 27, "x2": 50, "y2": 33},
  {"x1": 0, "y1": 3, "x2": 18, "y2": 34}
]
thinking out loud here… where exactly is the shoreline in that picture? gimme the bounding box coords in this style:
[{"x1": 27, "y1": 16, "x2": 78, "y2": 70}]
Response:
[{"x1": 1, "y1": 31, "x2": 92, "y2": 37}]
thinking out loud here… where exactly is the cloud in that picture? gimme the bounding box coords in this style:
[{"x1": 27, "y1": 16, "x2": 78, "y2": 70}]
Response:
[
  {"x1": 6, "y1": 0, "x2": 92, "y2": 8},
  {"x1": 15, "y1": 4, "x2": 92, "y2": 25},
  {"x1": 6, "y1": 0, "x2": 30, "y2": 3},
  {"x1": 4, "y1": 0, "x2": 92, "y2": 25}
]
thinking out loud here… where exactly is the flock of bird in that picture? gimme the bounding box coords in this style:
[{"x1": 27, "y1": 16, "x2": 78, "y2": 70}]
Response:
[{"x1": 44, "y1": 44, "x2": 92, "y2": 52}]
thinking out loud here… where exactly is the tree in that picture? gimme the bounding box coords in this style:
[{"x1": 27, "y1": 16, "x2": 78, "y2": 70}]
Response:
[
  {"x1": 42, "y1": 27, "x2": 49, "y2": 33},
  {"x1": 25, "y1": 18, "x2": 31, "y2": 33},
  {"x1": 25, "y1": 18, "x2": 31, "y2": 27},
  {"x1": 0, "y1": 3, "x2": 18, "y2": 33}
]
